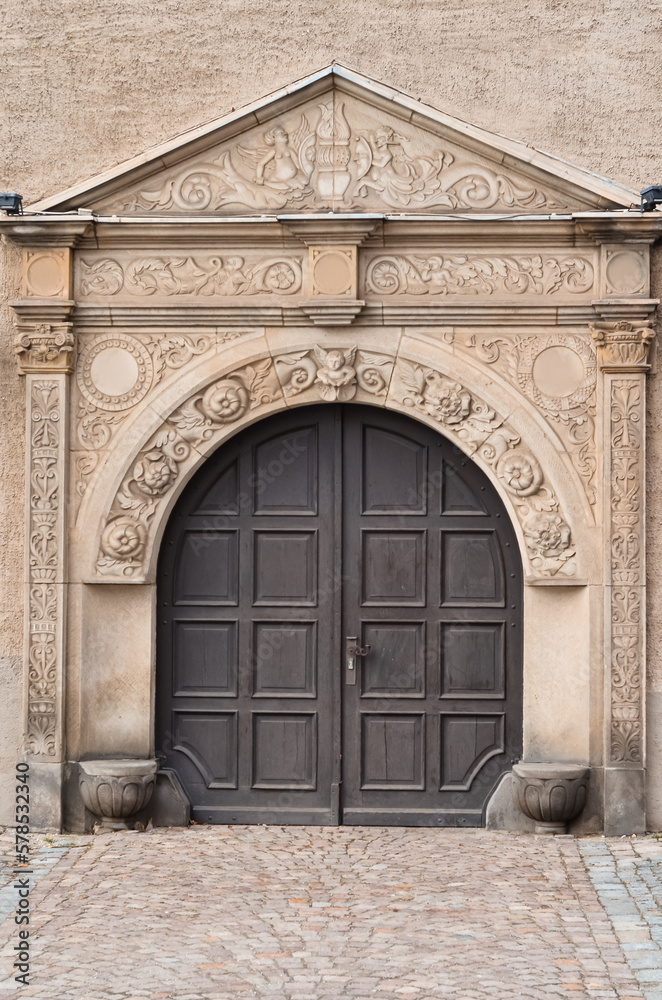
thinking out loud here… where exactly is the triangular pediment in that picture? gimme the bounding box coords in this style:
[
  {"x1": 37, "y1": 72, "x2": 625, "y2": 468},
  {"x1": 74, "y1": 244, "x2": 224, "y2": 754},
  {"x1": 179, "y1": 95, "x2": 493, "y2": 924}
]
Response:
[{"x1": 31, "y1": 64, "x2": 636, "y2": 216}]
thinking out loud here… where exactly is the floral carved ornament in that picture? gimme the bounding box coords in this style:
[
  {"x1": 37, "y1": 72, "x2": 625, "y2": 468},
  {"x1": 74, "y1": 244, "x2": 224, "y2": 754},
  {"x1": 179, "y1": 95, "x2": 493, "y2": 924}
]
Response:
[{"x1": 94, "y1": 349, "x2": 577, "y2": 580}]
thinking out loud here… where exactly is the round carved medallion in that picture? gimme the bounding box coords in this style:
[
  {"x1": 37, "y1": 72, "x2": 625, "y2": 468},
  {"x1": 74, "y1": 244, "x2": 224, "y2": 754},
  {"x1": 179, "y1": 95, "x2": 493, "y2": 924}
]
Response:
[
  {"x1": 517, "y1": 335, "x2": 596, "y2": 413},
  {"x1": 312, "y1": 250, "x2": 353, "y2": 296},
  {"x1": 78, "y1": 334, "x2": 153, "y2": 411},
  {"x1": 532, "y1": 345, "x2": 585, "y2": 398},
  {"x1": 605, "y1": 250, "x2": 646, "y2": 295},
  {"x1": 26, "y1": 252, "x2": 65, "y2": 297}
]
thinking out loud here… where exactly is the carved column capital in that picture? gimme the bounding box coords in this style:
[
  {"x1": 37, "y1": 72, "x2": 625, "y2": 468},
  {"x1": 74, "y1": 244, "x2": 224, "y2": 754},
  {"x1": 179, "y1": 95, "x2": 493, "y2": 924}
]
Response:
[
  {"x1": 590, "y1": 321, "x2": 655, "y2": 371},
  {"x1": 10, "y1": 298, "x2": 76, "y2": 374},
  {"x1": 14, "y1": 323, "x2": 75, "y2": 374}
]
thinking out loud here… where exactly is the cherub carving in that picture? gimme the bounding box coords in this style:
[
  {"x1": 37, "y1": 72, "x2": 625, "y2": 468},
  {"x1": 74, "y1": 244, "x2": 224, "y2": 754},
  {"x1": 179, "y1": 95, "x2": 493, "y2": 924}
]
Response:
[
  {"x1": 234, "y1": 116, "x2": 314, "y2": 196},
  {"x1": 313, "y1": 345, "x2": 357, "y2": 401},
  {"x1": 353, "y1": 127, "x2": 450, "y2": 208}
]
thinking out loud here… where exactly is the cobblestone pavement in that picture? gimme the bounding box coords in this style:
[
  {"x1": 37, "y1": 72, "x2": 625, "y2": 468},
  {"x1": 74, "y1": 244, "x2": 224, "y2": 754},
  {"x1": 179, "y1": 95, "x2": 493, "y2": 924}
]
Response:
[{"x1": 0, "y1": 826, "x2": 661, "y2": 1000}]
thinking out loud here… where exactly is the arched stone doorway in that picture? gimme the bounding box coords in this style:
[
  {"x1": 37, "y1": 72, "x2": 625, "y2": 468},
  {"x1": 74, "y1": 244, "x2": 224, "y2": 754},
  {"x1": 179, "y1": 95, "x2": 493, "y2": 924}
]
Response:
[{"x1": 156, "y1": 403, "x2": 523, "y2": 826}]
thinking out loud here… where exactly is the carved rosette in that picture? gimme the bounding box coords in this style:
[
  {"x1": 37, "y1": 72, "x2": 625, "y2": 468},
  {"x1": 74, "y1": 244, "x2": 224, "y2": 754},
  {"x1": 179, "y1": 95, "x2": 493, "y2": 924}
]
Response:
[
  {"x1": 96, "y1": 358, "x2": 282, "y2": 578},
  {"x1": 390, "y1": 359, "x2": 576, "y2": 577},
  {"x1": 592, "y1": 322, "x2": 655, "y2": 765},
  {"x1": 26, "y1": 380, "x2": 67, "y2": 756}
]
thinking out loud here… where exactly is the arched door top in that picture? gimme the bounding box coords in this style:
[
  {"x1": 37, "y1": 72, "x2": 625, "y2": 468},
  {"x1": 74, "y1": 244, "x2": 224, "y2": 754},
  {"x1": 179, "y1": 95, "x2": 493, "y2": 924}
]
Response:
[{"x1": 75, "y1": 336, "x2": 594, "y2": 587}]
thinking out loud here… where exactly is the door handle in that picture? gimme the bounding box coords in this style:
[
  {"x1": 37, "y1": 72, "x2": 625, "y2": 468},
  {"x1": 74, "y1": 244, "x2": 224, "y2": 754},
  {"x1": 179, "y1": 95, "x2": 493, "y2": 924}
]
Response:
[{"x1": 346, "y1": 636, "x2": 371, "y2": 685}]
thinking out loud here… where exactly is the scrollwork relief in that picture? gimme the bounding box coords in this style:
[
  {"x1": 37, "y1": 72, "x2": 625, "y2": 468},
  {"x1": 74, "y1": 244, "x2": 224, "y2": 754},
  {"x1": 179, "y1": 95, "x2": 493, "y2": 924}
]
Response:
[
  {"x1": 99, "y1": 101, "x2": 566, "y2": 215},
  {"x1": 79, "y1": 256, "x2": 303, "y2": 297},
  {"x1": 96, "y1": 359, "x2": 282, "y2": 577},
  {"x1": 366, "y1": 254, "x2": 594, "y2": 297},
  {"x1": 392, "y1": 359, "x2": 576, "y2": 576},
  {"x1": 464, "y1": 332, "x2": 598, "y2": 507}
]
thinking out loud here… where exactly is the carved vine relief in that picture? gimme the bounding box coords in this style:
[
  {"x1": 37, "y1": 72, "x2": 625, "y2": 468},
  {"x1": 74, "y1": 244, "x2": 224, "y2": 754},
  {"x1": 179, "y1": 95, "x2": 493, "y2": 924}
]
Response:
[
  {"x1": 95, "y1": 351, "x2": 576, "y2": 580},
  {"x1": 99, "y1": 101, "x2": 566, "y2": 215},
  {"x1": 79, "y1": 255, "x2": 303, "y2": 298},
  {"x1": 366, "y1": 254, "x2": 594, "y2": 297}
]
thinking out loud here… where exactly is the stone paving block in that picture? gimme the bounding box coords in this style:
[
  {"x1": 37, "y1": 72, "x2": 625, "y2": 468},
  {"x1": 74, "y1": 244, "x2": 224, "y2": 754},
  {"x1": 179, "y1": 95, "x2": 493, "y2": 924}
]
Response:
[{"x1": 0, "y1": 828, "x2": 660, "y2": 998}]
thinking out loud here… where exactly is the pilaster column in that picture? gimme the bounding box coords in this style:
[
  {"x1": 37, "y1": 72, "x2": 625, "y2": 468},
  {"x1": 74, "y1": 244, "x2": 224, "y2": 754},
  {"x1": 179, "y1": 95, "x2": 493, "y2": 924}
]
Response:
[
  {"x1": 12, "y1": 248, "x2": 75, "y2": 830},
  {"x1": 591, "y1": 320, "x2": 655, "y2": 835}
]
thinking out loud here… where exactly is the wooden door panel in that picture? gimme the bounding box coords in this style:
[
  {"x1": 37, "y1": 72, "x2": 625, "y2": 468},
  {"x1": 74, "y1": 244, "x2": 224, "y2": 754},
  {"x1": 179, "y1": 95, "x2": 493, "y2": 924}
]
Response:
[
  {"x1": 173, "y1": 710, "x2": 239, "y2": 789},
  {"x1": 253, "y1": 427, "x2": 318, "y2": 515},
  {"x1": 439, "y1": 622, "x2": 505, "y2": 699},
  {"x1": 173, "y1": 620, "x2": 238, "y2": 696},
  {"x1": 253, "y1": 530, "x2": 317, "y2": 605},
  {"x1": 441, "y1": 462, "x2": 487, "y2": 514},
  {"x1": 342, "y1": 406, "x2": 521, "y2": 827},
  {"x1": 439, "y1": 713, "x2": 505, "y2": 790},
  {"x1": 196, "y1": 460, "x2": 239, "y2": 514},
  {"x1": 440, "y1": 531, "x2": 504, "y2": 605},
  {"x1": 362, "y1": 426, "x2": 428, "y2": 513},
  {"x1": 361, "y1": 713, "x2": 425, "y2": 789},
  {"x1": 174, "y1": 531, "x2": 239, "y2": 605},
  {"x1": 361, "y1": 622, "x2": 425, "y2": 698},
  {"x1": 157, "y1": 407, "x2": 339, "y2": 824},
  {"x1": 251, "y1": 712, "x2": 317, "y2": 788},
  {"x1": 361, "y1": 530, "x2": 426, "y2": 605},
  {"x1": 252, "y1": 621, "x2": 316, "y2": 697}
]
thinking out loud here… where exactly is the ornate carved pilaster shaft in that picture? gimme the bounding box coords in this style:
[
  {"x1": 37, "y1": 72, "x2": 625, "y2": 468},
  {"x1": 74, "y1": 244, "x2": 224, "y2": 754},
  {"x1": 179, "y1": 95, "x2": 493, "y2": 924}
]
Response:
[
  {"x1": 24, "y1": 375, "x2": 69, "y2": 758},
  {"x1": 591, "y1": 321, "x2": 654, "y2": 770},
  {"x1": 13, "y1": 256, "x2": 75, "y2": 765}
]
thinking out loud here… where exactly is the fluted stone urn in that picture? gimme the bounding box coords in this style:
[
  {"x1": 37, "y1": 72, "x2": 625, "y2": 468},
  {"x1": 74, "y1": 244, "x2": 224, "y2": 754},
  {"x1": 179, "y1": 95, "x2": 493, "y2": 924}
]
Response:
[
  {"x1": 79, "y1": 759, "x2": 158, "y2": 830},
  {"x1": 512, "y1": 763, "x2": 590, "y2": 835}
]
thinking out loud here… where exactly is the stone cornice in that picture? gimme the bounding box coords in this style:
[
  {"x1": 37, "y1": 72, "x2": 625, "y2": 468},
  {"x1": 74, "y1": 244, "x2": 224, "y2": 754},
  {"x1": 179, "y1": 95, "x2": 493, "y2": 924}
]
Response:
[{"x1": 2, "y1": 212, "x2": 661, "y2": 252}]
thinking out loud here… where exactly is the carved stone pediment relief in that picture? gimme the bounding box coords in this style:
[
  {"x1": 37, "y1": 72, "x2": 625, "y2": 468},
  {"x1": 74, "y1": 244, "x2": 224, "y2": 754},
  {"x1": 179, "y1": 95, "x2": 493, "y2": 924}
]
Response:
[
  {"x1": 91, "y1": 95, "x2": 576, "y2": 217},
  {"x1": 31, "y1": 67, "x2": 635, "y2": 217}
]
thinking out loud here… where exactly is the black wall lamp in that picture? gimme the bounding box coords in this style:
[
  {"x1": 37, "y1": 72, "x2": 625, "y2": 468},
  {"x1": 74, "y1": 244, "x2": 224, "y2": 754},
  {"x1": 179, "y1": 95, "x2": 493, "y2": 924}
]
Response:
[
  {"x1": 641, "y1": 185, "x2": 662, "y2": 212},
  {"x1": 0, "y1": 193, "x2": 23, "y2": 215}
]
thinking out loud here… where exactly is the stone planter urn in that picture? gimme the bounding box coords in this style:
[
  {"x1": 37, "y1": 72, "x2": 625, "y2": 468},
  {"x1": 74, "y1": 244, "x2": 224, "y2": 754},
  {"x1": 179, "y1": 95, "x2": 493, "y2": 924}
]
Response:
[
  {"x1": 79, "y1": 759, "x2": 158, "y2": 830},
  {"x1": 512, "y1": 763, "x2": 590, "y2": 835}
]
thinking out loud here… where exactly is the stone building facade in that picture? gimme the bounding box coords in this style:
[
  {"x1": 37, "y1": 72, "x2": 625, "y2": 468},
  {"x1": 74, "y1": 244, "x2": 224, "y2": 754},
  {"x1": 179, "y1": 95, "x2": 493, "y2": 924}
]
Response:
[{"x1": 1, "y1": 10, "x2": 662, "y2": 833}]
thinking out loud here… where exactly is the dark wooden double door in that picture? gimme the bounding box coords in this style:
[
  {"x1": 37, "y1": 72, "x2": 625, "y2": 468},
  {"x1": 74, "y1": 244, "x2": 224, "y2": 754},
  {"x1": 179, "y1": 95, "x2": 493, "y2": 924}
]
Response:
[{"x1": 156, "y1": 404, "x2": 522, "y2": 826}]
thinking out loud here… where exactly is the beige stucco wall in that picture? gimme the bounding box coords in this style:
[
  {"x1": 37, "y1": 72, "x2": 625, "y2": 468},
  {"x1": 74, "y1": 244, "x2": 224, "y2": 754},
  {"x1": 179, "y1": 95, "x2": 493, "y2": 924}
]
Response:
[{"x1": 1, "y1": 0, "x2": 661, "y2": 827}]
